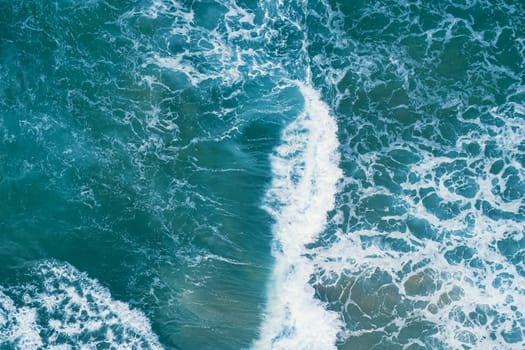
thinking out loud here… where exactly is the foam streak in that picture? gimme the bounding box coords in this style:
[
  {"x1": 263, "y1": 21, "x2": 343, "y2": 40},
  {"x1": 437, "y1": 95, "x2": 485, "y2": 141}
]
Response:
[{"x1": 254, "y1": 82, "x2": 343, "y2": 349}]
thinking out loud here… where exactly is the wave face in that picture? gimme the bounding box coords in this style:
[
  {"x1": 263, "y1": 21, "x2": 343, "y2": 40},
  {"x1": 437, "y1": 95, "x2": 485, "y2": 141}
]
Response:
[{"x1": 1, "y1": 0, "x2": 525, "y2": 349}]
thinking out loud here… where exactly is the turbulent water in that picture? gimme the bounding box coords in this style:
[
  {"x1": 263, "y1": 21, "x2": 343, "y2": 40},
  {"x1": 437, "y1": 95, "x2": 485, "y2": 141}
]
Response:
[{"x1": 1, "y1": 0, "x2": 525, "y2": 349}]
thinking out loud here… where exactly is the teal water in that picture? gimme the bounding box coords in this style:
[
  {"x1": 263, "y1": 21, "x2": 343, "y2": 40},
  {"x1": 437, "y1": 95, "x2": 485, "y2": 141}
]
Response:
[{"x1": 1, "y1": 0, "x2": 525, "y2": 349}]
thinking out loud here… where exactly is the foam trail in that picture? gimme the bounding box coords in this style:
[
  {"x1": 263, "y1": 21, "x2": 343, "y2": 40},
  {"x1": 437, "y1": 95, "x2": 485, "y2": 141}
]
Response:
[{"x1": 253, "y1": 82, "x2": 343, "y2": 350}]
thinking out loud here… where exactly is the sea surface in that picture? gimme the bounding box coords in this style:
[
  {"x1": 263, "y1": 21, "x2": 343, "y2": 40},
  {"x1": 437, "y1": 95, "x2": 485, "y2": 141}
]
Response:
[{"x1": 1, "y1": 0, "x2": 525, "y2": 349}]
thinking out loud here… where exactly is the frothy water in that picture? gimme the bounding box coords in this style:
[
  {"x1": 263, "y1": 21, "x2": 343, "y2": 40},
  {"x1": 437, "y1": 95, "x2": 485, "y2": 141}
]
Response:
[
  {"x1": 254, "y1": 82, "x2": 343, "y2": 349},
  {"x1": 0, "y1": 260, "x2": 162, "y2": 349}
]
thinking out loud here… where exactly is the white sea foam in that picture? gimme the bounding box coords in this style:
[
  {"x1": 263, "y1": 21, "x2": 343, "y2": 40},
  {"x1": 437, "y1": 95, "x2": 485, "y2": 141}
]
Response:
[
  {"x1": 308, "y1": 98, "x2": 525, "y2": 348},
  {"x1": 253, "y1": 82, "x2": 343, "y2": 350},
  {"x1": 136, "y1": 0, "x2": 269, "y2": 87},
  {"x1": 0, "y1": 260, "x2": 162, "y2": 349}
]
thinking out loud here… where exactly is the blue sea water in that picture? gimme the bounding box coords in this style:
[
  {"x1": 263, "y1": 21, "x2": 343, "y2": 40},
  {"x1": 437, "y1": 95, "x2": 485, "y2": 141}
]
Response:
[{"x1": 1, "y1": 0, "x2": 525, "y2": 349}]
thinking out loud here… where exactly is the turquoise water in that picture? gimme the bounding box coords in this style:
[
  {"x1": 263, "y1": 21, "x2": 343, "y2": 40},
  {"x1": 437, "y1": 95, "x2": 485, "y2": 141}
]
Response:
[{"x1": 1, "y1": 0, "x2": 525, "y2": 349}]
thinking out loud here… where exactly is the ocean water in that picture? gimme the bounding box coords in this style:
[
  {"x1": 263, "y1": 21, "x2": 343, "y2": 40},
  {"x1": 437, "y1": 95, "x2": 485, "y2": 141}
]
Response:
[{"x1": 1, "y1": 0, "x2": 525, "y2": 349}]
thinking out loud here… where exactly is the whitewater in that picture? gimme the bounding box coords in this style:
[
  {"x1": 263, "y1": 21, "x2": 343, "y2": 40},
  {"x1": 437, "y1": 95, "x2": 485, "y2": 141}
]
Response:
[{"x1": 254, "y1": 81, "x2": 343, "y2": 349}]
